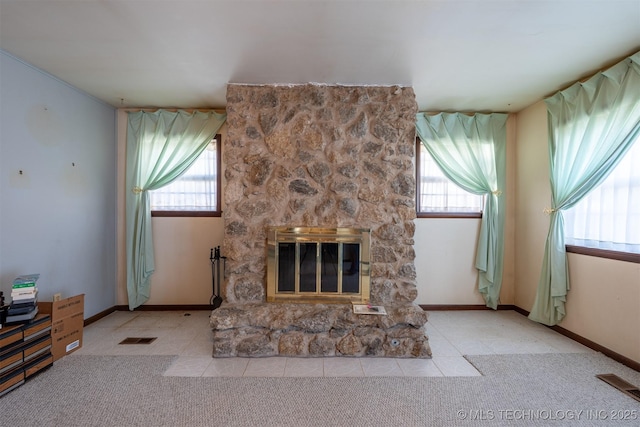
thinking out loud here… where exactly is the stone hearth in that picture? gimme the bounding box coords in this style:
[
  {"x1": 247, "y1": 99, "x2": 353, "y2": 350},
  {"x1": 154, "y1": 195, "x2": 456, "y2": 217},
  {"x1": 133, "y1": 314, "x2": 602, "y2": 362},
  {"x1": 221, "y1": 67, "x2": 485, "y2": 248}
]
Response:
[
  {"x1": 210, "y1": 83, "x2": 431, "y2": 358},
  {"x1": 210, "y1": 304, "x2": 429, "y2": 357}
]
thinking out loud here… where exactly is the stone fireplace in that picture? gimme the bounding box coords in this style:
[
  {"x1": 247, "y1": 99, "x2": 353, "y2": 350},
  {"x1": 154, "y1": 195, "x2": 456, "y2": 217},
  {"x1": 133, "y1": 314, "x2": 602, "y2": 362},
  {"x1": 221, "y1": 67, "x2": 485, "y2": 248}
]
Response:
[{"x1": 209, "y1": 83, "x2": 431, "y2": 358}]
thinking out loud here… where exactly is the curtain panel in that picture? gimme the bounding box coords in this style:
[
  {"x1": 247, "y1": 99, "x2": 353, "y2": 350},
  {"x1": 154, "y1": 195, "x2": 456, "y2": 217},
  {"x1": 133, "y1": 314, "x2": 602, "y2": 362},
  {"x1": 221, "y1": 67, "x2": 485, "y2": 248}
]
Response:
[
  {"x1": 529, "y1": 51, "x2": 640, "y2": 326},
  {"x1": 125, "y1": 110, "x2": 226, "y2": 309},
  {"x1": 416, "y1": 112, "x2": 508, "y2": 309}
]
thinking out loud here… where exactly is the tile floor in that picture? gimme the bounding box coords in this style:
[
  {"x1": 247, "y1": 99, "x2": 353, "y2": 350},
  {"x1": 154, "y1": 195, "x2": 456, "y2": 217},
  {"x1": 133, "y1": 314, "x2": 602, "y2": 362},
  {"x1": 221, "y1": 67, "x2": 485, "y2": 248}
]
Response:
[{"x1": 72, "y1": 309, "x2": 594, "y2": 378}]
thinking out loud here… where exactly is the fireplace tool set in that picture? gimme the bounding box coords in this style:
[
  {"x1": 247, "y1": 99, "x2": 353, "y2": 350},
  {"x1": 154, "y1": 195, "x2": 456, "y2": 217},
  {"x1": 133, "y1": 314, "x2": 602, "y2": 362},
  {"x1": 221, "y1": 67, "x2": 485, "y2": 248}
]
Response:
[{"x1": 209, "y1": 246, "x2": 225, "y2": 310}]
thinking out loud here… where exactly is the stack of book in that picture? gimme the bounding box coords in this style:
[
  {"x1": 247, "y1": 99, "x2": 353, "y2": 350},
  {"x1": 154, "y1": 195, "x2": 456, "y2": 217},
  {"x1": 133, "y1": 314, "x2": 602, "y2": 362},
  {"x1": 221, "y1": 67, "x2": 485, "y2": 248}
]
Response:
[{"x1": 7, "y1": 274, "x2": 40, "y2": 323}]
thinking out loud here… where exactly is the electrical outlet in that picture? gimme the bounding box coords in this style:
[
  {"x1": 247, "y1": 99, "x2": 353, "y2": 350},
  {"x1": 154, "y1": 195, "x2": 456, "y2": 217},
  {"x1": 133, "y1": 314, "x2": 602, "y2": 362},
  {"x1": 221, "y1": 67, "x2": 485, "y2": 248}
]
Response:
[{"x1": 53, "y1": 293, "x2": 62, "y2": 302}]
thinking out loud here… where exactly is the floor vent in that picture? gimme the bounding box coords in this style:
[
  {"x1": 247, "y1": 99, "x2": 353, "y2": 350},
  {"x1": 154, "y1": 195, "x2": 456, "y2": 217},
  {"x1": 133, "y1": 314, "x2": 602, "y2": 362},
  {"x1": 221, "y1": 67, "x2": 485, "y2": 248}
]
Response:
[
  {"x1": 119, "y1": 337, "x2": 157, "y2": 345},
  {"x1": 596, "y1": 373, "x2": 640, "y2": 402}
]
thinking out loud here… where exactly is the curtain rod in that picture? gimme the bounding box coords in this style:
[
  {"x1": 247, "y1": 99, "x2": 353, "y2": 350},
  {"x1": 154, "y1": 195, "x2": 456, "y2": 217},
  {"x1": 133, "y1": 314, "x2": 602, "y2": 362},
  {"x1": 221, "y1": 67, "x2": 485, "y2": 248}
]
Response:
[{"x1": 547, "y1": 50, "x2": 638, "y2": 97}]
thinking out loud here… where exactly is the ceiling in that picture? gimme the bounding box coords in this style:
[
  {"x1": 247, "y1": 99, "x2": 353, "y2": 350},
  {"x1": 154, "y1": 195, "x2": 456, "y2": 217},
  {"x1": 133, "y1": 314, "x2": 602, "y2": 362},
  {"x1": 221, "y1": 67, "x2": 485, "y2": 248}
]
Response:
[{"x1": 1, "y1": 0, "x2": 639, "y2": 113}]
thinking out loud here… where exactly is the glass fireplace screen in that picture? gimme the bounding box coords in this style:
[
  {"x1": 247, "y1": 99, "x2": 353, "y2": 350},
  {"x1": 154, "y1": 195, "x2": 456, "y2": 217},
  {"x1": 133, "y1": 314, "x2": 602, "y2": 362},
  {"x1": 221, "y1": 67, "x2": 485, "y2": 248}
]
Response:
[{"x1": 267, "y1": 227, "x2": 371, "y2": 303}]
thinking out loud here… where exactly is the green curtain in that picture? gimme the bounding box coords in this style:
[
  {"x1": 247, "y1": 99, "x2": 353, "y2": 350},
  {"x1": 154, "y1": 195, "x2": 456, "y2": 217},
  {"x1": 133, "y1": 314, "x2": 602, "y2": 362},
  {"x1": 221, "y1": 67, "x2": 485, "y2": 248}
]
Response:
[
  {"x1": 416, "y1": 112, "x2": 508, "y2": 309},
  {"x1": 529, "y1": 52, "x2": 640, "y2": 326},
  {"x1": 125, "y1": 110, "x2": 226, "y2": 309}
]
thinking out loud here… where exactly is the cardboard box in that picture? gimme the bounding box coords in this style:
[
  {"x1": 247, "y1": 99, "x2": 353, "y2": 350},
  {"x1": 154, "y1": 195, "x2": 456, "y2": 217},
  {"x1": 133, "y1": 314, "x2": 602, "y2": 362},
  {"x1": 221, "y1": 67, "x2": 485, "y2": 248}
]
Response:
[{"x1": 38, "y1": 294, "x2": 84, "y2": 361}]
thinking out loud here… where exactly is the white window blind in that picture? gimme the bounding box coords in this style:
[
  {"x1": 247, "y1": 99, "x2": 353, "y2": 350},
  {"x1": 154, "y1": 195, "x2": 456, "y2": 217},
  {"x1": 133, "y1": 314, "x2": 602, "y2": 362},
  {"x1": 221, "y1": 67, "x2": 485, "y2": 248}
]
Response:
[
  {"x1": 564, "y1": 136, "x2": 640, "y2": 251},
  {"x1": 150, "y1": 138, "x2": 219, "y2": 212},
  {"x1": 417, "y1": 142, "x2": 484, "y2": 213}
]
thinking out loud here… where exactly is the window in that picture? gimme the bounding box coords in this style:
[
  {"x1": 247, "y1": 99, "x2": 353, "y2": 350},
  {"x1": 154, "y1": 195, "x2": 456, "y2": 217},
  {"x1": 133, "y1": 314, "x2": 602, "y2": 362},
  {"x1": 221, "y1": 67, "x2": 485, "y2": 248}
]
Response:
[
  {"x1": 564, "y1": 135, "x2": 640, "y2": 261},
  {"x1": 416, "y1": 139, "x2": 484, "y2": 217},
  {"x1": 150, "y1": 134, "x2": 221, "y2": 217}
]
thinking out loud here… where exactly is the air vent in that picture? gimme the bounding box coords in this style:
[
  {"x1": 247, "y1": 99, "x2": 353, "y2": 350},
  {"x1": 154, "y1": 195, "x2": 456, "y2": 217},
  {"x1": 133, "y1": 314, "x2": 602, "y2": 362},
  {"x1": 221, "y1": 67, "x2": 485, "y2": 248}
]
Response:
[
  {"x1": 596, "y1": 373, "x2": 640, "y2": 402},
  {"x1": 119, "y1": 337, "x2": 157, "y2": 345}
]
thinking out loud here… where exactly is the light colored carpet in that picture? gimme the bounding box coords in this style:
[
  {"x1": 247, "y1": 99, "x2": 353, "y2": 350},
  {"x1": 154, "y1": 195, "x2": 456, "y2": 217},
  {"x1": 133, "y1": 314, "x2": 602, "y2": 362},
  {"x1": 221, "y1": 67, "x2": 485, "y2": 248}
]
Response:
[{"x1": 0, "y1": 353, "x2": 638, "y2": 426}]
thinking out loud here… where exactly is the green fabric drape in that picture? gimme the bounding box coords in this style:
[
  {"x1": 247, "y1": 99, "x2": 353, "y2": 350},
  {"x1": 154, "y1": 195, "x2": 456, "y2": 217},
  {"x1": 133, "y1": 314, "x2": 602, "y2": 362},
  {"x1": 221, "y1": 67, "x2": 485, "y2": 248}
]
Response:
[
  {"x1": 529, "y1": 52, "x2": 640, "y2": 326},
  {"x1": 416, "y1": 112, "x2": 508, "y2": 309},
  {"x1": 125, "y1": 110, "x2": 226, "y2": 310}
]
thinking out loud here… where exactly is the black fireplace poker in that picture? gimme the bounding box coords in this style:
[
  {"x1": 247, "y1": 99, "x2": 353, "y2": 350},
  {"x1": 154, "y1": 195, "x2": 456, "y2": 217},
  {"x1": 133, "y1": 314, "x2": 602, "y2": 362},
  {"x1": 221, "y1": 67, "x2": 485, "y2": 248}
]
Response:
[{"x1": 209, "y1": 246, "x2": 225, "y2": 310}]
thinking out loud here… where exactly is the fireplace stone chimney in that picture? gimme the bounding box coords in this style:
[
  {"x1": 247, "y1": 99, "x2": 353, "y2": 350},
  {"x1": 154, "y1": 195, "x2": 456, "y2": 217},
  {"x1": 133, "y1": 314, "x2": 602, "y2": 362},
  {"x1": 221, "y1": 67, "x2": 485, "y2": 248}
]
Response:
[{"x1": 210, "y1": 83, "x2": 430, "y2": 358}]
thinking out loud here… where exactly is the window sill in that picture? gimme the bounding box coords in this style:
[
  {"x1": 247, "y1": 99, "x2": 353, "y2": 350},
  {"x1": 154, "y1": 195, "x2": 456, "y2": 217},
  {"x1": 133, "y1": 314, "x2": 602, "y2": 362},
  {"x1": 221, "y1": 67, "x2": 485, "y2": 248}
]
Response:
[
  {"x1": 417, "y1": 212, "x2": 482, "y2": 219},
  {"x1": 151, "y1": 211, "x2": 222, "y2": 218},
  {"x1": 565, "y1": 242, "x2": 640, "y2": 264}
]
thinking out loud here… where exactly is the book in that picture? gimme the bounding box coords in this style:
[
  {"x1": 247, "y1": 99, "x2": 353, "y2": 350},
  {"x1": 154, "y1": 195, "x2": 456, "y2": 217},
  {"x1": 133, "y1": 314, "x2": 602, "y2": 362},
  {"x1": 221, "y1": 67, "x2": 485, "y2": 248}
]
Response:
[
  {"x1": 11, "y1": 288, "x2": 37, "y2": 297},
  {"x1": 352, "y1": 304, "x2": 387, "y2": 315},
  {"x1": 12, "y1": 274, "x2": 40, "y2": 288},
  {"x1": 5, "y1": 306, "x2": 39, "y2": 324},
  {"x1": 11, "y1": 291, "x2": 38, "y2": 302},
  {"x1": 7, "y1": 304, "x2": 37, "y2": 316},
  {"x1": 12, "y1": 282, "x2": 37, "y2": 289},
  {"x1": 9, "y1": 301, "x2": 36, "y2": 310}
]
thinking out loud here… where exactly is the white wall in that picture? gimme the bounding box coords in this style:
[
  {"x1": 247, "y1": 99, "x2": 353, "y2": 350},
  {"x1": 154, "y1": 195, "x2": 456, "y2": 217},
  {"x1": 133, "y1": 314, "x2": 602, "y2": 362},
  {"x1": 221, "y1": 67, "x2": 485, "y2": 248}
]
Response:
[
  {"x1": 145, "y1": 217, "x2": 224, "y2": 305},
  {"x1": 414, "y1": 218, "x2": 484, "y2": 304},
  {"x1": 0, "y1": 51, "x2": 117, "y2": 318},
  {"x1": 515, "y1": 100, "x2": 640, "y2": 363}
]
